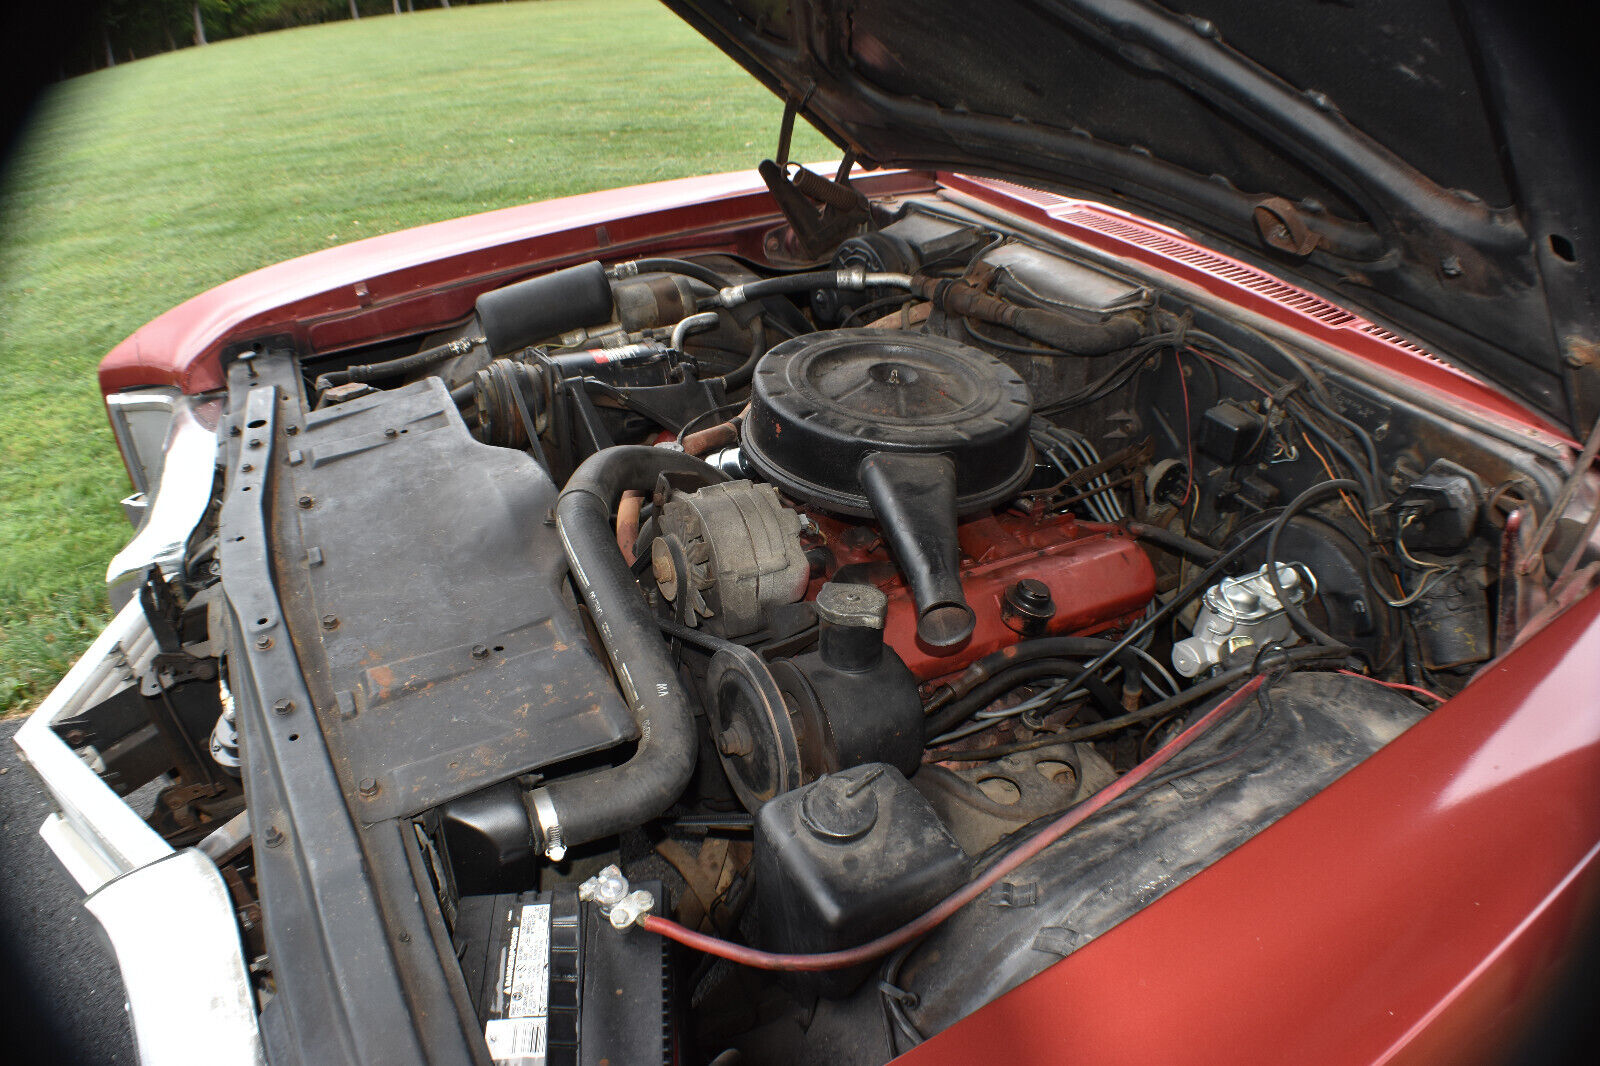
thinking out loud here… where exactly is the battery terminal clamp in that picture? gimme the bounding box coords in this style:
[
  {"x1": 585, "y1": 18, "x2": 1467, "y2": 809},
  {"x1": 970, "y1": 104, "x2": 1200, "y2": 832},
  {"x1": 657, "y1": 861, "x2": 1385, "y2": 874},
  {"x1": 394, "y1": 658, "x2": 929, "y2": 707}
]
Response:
[{"x1": 578, "y1": 865, "x2": 657, "y2": 930}]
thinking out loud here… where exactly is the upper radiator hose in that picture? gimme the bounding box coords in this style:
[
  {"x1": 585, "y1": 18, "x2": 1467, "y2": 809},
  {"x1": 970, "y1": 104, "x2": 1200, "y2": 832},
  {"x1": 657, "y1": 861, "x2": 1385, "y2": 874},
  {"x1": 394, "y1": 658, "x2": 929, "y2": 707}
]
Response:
[{"x1": 526, "y1": 446, "x2": 727, "y2": 859}]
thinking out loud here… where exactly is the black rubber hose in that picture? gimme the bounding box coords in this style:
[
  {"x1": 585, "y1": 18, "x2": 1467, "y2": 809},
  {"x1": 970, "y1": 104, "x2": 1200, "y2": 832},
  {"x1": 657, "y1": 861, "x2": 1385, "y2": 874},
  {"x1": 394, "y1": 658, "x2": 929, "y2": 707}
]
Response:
[
  {"x1": 1009, "y1": 306, "x2": 1144, "y2": 355},
  {"x1": 316, "y1": 336, "x2": 479, "y2": 389},
  {"x1": 716, "y1": 318, "x2": 767, "y2": 392},
  {"x1": 624, "y1": 257, "x2": 733, "y2": 291},
  {"x1": 910, "y1": 276, "x2": 1142, "y2": 356},
  {"x1": 931, "y1": 645, "x2": 1346, "y2": 760},
  {"x1": 526, "y1": 446, "x2": 728, "y2": 857},
  {"x1": 924, "y1": 656, "x2": 1102, "y2": 740},
  {"x1": 929, "y1": 635, "x2": 1119, "y2": 705},
  {"x1": 1125, "y1": 521, "x2": 1221, "y2": 563},
  {"x1": 718, "y1": 270, "x2": 870, "y2": 305},
  {"x1": 1266, "y1": 479, "x2": 1365, "y2": 651}
]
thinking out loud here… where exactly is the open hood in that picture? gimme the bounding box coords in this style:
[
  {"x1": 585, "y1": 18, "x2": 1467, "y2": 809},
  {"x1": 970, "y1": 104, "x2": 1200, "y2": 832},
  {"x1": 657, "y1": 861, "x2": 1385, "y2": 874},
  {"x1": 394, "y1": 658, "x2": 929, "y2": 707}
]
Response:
[{"x1": 664, "y1": 0, "x2": 1598, "y2": 435}]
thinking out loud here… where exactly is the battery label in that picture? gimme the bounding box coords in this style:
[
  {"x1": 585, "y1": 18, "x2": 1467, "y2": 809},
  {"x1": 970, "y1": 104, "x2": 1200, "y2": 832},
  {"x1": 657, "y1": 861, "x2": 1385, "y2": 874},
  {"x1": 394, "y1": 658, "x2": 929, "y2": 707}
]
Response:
[{"x1": 486, "y1": 903, "x2": 551, "y2": 1066}]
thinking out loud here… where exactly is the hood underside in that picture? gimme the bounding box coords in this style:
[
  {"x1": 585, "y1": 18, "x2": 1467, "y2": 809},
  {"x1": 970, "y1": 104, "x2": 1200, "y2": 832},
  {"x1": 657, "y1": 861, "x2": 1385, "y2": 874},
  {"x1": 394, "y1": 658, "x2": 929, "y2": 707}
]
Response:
[{"x1": 664, "y1": 0, "x2": 1598, "y2": 435}]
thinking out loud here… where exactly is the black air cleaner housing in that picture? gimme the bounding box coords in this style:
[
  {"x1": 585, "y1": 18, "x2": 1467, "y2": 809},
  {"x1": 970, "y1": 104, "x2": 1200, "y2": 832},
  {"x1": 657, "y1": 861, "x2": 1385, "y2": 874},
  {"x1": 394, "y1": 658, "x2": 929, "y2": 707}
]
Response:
[
  {"x1": 742, "y1": 330, "x2": 1034, "y2": 651},
  {"x1": 742, "y1": 330, "x2": 1034, "y2": 516}
]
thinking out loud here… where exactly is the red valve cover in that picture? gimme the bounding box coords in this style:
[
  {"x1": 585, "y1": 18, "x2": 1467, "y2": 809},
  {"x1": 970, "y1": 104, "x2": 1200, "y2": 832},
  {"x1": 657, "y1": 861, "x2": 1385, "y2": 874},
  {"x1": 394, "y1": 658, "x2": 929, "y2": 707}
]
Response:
[{"x1": 802, "y1": 507, "x2": 1157, "y2": 682}]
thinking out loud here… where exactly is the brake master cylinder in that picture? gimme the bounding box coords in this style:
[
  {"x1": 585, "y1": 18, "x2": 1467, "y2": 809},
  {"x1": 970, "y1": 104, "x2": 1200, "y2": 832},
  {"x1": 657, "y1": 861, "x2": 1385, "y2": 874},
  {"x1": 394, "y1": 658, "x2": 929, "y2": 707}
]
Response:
[{"x1": 1171, "y1": 562, "x2": 1314, "y2": 677}]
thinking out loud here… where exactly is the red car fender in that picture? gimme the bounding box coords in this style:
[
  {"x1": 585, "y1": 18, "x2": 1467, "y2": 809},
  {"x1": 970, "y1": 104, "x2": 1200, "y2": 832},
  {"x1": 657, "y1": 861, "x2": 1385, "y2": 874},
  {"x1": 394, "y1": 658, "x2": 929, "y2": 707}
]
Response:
[{"x1": 898, "y1": 586, "x2": 1600, "y2": 1066}]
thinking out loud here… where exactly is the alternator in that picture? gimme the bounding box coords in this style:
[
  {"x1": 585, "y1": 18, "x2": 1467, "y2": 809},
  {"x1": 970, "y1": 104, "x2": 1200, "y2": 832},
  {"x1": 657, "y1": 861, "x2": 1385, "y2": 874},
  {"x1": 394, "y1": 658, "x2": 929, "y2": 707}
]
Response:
[{"x1": 652, "y1": 479, "x2": 810, "y2": 638}]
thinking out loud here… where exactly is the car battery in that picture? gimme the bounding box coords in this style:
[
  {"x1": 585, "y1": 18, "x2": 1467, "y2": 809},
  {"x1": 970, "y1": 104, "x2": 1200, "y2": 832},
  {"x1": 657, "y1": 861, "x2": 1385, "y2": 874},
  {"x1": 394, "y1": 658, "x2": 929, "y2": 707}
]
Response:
[{"x1": 456, "y1": 883, "x2": 670, "y2": 1066}]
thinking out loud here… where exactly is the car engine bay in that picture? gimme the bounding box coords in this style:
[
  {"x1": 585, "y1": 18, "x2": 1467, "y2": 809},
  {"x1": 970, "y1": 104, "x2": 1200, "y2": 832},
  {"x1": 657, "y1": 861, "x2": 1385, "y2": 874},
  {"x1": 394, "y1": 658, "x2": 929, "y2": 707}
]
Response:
[{"x1": 91, "y1": 176, "x2": 1593, "y2": 1065}]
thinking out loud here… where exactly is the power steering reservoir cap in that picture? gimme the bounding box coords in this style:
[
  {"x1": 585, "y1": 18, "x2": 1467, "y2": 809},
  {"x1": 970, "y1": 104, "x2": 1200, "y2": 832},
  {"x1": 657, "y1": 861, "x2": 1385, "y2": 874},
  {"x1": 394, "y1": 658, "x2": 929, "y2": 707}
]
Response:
[
  {"x1": 814, "y1": 582, "x2": 889, "y2": 629},
  {"x1": 800, "y1": 767, "x2": 883, "y2": 842}
]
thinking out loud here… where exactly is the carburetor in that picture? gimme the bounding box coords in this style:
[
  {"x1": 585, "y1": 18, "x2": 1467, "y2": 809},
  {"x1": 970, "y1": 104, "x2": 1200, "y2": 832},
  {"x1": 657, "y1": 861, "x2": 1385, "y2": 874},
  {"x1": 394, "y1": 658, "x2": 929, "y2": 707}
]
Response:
[{"x1": 1171, "y1": 562, "x2": 1314, "y2": 677}]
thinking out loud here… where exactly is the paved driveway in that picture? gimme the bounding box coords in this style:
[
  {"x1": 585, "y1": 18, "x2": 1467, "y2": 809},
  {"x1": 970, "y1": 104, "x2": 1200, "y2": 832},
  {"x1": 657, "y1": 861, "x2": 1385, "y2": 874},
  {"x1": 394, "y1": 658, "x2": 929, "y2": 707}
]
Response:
[{"x1": 0, "y1": 715, "x2": 137, "y2": 1065}]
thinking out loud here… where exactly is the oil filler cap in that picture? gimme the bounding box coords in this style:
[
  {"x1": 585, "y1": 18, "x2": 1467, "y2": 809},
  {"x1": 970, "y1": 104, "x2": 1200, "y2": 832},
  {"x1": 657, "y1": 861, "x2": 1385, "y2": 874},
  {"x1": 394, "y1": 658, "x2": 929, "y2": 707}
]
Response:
[{"x1": 801, "y1": 766, "x2": 883, "y2": 842}]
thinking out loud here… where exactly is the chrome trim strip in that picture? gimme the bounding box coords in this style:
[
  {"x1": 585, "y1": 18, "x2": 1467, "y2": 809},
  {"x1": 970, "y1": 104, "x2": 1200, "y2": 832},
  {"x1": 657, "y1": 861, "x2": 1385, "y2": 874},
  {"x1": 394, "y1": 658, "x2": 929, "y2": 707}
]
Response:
[
  {"x1": 106, "y1": 388, "x2": 179, "y2": 498},
  {"x1": 15, "y1": 600, "x2": 172, "y2": 884},
  {"x1": 85, "y1": 850, "x2": 265, "y2": 1066},
  {"x1": 106, "y1": 394, "x2": 218, "y2": 609}
]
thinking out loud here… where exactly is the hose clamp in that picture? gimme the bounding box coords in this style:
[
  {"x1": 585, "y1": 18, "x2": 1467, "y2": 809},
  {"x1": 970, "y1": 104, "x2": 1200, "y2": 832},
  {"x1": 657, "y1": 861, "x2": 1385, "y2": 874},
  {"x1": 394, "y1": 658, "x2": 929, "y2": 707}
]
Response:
[{"x1": 529, "y1": 789, "x2": 567, "y2": 861}]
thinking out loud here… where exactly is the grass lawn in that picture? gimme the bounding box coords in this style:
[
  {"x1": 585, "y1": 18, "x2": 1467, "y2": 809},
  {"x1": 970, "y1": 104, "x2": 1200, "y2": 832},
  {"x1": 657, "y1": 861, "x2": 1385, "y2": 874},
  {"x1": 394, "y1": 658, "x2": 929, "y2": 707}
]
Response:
[{"x1": 0, "y1": 0, "x2": 831, "y2": 714}]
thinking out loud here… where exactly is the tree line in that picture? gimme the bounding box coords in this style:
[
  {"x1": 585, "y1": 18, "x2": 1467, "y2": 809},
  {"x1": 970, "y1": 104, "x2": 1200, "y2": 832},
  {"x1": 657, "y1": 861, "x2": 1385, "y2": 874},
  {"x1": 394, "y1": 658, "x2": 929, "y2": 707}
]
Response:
[{"x1": 78, "y1": 0, "x2": 515, "y2": 76}]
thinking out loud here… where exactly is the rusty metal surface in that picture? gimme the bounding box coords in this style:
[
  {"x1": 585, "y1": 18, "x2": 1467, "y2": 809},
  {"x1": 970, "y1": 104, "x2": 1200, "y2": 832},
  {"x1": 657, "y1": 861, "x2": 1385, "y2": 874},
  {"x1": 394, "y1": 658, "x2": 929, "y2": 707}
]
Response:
[
  {"x1": 281, "y1": 375, "x2": 634, "y2": 823},
  {"x1": 219, "y1": 367, "x2": 440, "y2": 1065}
]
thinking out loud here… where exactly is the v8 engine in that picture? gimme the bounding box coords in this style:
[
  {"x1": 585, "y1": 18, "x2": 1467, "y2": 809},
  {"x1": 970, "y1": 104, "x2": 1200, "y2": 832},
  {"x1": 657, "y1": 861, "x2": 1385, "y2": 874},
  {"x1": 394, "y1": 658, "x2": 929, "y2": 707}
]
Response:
[{"x1": 123, "y1": 190, "x2": 1563, "y2": 1066}]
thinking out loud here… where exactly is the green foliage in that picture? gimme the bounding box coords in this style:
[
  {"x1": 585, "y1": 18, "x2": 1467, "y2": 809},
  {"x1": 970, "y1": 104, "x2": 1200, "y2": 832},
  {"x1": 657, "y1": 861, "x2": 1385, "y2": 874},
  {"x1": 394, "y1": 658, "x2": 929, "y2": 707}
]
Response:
[
  {"x1": 83, "y1": 0, "x2": 521, "y2": 70},
  {"x1": 0, "y1": 0, "x2": 832, "y2": 714}
]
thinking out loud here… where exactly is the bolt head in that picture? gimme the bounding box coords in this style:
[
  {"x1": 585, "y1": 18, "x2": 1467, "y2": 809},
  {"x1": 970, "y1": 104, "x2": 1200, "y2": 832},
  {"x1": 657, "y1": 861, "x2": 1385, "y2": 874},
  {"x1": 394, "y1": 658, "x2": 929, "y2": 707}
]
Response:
[
  {"x1": 264, "y1": 825, "x2": 284, "y2": 848},
  {"x1": 321, "y1": 614, "x2": 339, "y2": 630},
  {"x1": 358, "y1": 777, "x2": 379, "y2": 797},
  {"x1": 247, "y1": 438, "x2": 263, "y2": 449},
  {"x1": 297, "y1": 495, "x2": 315, "y2": 509},
  {"x1": 255, "y1": 636, "x2": 273, "y2": 650},
  {"x1": 240, "y1": 463, "x2": 253, "y2": 473},
  {"x1": 651, "y1": 539, "x2": 680, "y2": 600},
  {"x1": 470, "y1": 643, "x2": 490, "y2": 660},
  {"x1": 580, "y1": 865, "x2": 631, "y2": 908},
  {"x1": 383, "y1": 427, "x2": 398, "y2": 438},
  {"x1": 1564, "y1": 340, "x2": 1599, "y2": 368},
  {"x1": 272, "y1": 698, "x2": 294, "y2": 716},
  {"x1": 716, "y1": 722, "x2": 753, "y2": 757}
]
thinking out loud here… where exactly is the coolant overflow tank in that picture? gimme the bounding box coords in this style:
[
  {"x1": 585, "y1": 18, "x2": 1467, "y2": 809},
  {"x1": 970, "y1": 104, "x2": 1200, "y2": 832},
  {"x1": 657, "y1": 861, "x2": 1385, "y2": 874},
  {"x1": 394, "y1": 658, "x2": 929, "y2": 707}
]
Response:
[{"x1": 754, "y1": 763, "x2": 967, "y2": 997}]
